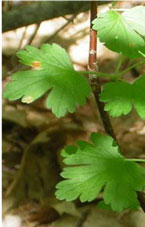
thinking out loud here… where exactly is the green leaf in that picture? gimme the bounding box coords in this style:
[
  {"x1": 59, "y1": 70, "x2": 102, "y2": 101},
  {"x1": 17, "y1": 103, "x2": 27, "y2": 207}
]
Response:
[
  {"x1": 56, "y1": 133, "x2": 145, "y2": 212},
  {"x1": 97, "y1": 201, "x2": 113, "y2": 211},
  {"x1": 3, "y1": 44, "x2": 91, "y2": 118},
  {"x1": 100, "y1": 75, "x2": 145, "y2": 118},
  {"x1": 97, "y1": 200, "x2": 137, "y2": 212},
  {"x1": 123, "y1": 6, "x2": 145, "y2": 36},
  {"x1": 92, "y1": 6, "x2": 145, "y2": 58}
]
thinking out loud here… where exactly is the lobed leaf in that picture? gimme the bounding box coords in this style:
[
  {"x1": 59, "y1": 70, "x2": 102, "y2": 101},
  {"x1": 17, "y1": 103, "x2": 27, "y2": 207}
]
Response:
[
  {"x1": 3, "y1": 44, "x2": 91, "y2": 118},
  {"x1": 92, "y1": 6, "x2": 145, "y2": 58},
  {"x1": 56, "y1": 133, "x2": 145, "y2": 212},
  {"x1": 100, "y1": 75, "x2": 145, "y2": 118}
]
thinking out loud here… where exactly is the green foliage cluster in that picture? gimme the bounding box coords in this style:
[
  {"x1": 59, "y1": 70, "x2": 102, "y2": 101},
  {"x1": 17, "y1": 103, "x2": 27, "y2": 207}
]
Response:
[
  {"x1": 3, "y1": 6, "x2": 145, "y2": 212},
  {"x1": 56, "y1": 133, "x2": 145, "y2": 212}
]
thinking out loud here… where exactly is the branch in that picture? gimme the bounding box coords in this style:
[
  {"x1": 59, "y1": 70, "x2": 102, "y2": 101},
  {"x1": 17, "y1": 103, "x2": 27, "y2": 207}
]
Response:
[
  {"x1": 46, "y1": 11, "x2": 79, "y2": 43},
  {"x1": 25, "y1": 22, "x2": 41, "y2": 46},
  {"x1": 17, "y1": 26, "x2": 28, "y2": 50},
  {"x1": 2, "y1": 1, "x2": 109, "y2": 33},
  {"x1": 88, "y1": 1, "x2": 117, "y2": 142}
]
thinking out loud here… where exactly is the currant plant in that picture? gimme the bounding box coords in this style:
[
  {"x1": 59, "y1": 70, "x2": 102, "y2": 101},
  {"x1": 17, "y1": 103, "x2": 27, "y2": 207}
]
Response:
[{"x1": 3, "y1": 4, "x2": 145, "y2": 212}]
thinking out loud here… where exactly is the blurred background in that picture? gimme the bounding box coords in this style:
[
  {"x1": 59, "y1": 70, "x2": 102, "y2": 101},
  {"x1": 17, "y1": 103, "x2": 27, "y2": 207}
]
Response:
[{"x1": 2, "y1": 1, "x2": 145, "y2": 226}]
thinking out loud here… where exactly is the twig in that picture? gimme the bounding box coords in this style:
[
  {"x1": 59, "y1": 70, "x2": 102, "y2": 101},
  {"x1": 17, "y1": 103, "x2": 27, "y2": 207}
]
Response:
[
  {"x1": 119, "y1": 60, "x2": 145, "y2": 77},
  {"x1": 46, "y1": 11, "x2": 80, "y2": 43},
  {"x1": 26, "y1": 22, "x2": 41, "y2": 46},
  {"x1": 88, "y1": 1, "x2": 117, "y2": 142},
  {"x1": 89, "y1": 1, "x2": 145, "y2": 212},
  {"x1": 17, "y1": 26, "x2": 28, "y2": 50}
]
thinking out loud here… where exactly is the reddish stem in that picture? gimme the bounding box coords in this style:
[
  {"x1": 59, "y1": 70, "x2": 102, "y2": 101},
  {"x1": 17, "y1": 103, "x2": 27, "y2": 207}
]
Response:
[
  {"x1": 88, "y1": 2, "x2": 97, "y2": 71},
  {"x1": 88, "y1": 1, "x2": 117, "y2": 142}
]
